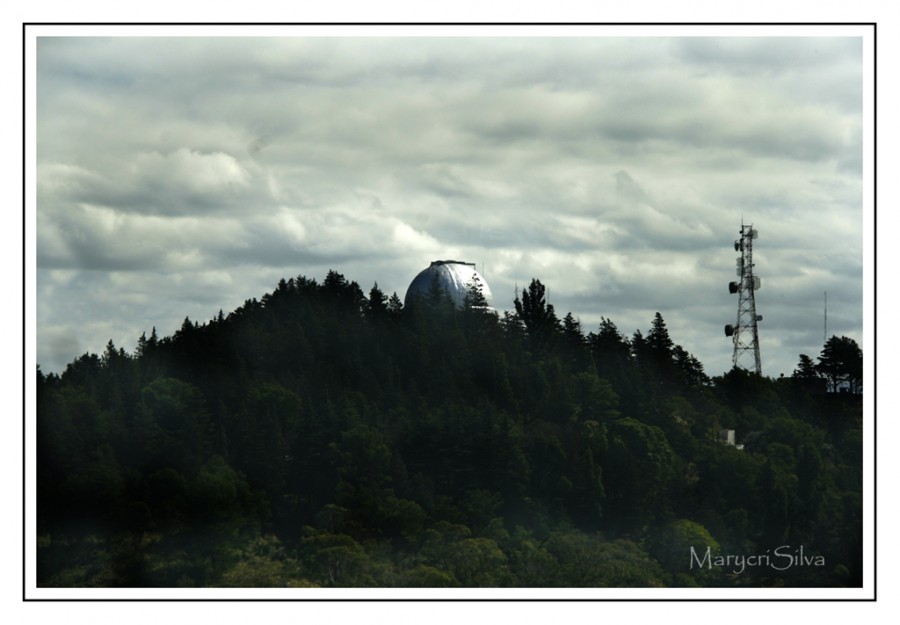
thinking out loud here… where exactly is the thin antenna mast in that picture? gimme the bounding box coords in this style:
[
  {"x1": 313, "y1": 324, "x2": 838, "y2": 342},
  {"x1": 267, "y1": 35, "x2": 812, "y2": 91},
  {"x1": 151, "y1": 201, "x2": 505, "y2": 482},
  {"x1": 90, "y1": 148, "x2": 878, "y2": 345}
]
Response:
[{"x1": 824, "y1": 291, "x2": 828, "y2": 343}]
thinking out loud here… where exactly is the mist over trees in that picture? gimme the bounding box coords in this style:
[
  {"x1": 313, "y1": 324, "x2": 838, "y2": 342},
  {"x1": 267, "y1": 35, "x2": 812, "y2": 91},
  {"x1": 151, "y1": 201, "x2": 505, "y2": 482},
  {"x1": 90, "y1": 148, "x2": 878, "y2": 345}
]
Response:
[{"x1": 36, "y1": 272, "x2": 862, "y2": 588}]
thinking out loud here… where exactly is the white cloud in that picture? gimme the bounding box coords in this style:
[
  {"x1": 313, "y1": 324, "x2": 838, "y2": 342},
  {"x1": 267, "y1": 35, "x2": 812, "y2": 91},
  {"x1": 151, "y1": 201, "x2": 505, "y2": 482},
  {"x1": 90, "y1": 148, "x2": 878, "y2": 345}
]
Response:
[
  {"x1": 34, "y1": 32, "x2": 866, "y2": 379},
  {"x1": 134, "y1": 148, "x2": 251, "y2": 193}
]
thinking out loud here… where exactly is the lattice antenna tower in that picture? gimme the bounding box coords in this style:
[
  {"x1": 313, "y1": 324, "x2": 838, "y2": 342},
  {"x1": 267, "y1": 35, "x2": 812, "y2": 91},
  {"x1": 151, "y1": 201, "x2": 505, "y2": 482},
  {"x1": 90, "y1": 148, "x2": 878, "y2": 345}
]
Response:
[{"x1": 724, "y1": 223, "x2": 763, "y2": 374}]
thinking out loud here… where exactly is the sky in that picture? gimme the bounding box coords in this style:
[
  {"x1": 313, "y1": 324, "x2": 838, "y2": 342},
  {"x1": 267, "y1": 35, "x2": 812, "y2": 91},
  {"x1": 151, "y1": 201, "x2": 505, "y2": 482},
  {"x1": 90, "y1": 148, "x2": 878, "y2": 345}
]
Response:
[{"x1": 34, "y1": 29, "x2": 867, "y2": 379}]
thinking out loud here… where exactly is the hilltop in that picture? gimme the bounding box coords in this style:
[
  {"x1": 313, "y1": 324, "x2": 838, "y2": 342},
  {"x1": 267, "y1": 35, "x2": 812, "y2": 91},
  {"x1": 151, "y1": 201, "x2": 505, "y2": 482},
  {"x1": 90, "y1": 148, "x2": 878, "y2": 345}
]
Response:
[{"x1": 36, "y1": 270, "x2": 862, "y2": 588}]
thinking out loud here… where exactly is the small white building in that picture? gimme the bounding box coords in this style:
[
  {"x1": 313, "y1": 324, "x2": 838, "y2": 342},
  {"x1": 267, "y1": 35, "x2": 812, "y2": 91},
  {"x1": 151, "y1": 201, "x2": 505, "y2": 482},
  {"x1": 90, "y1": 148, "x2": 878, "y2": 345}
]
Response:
[
  {"x1": 719, "y1": 429, "x2": 735, "y2": 446},
  {"x1": 718, "y1": 429, "x2": 744, "y2": 450}
]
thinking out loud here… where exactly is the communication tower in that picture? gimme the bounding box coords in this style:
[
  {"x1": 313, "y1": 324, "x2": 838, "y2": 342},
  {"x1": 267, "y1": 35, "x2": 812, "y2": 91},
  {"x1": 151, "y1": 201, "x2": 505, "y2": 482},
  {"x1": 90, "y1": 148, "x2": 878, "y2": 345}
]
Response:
[{"x1": 724, "y1": 223, "x2": 763, "y2": 374}]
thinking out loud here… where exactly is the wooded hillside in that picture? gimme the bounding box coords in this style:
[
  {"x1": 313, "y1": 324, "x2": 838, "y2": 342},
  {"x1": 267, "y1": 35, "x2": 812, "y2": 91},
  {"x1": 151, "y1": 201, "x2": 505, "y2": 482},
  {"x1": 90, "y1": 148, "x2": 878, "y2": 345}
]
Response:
[{"x1": 36, "y1": 271, "x2": 863, "y2": 588}]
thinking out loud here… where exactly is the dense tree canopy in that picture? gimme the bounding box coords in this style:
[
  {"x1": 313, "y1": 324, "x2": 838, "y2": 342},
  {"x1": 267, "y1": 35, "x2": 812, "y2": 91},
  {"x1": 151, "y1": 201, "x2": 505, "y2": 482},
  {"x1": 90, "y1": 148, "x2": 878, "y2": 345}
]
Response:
[
  {"x1": 792, "y1": 335, "x2": 862, "y2": 395},
  {"x1": 36, "y1": 271, "x2": 862, "y2": 588},
  {"x1": 818, "y1": 336, "x2": 863, "y2": 394}
]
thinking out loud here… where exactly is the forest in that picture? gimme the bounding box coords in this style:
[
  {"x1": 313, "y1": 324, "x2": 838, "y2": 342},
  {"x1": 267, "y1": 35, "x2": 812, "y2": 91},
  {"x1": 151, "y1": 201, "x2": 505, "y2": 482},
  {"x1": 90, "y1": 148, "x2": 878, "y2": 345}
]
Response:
[{"x1": 35, "y1": 270, "x2": 863, "y2": 588}]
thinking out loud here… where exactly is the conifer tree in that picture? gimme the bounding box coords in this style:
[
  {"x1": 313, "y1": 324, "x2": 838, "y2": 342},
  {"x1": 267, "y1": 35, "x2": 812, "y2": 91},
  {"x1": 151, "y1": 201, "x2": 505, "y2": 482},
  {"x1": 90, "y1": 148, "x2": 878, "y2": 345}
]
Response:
[
  {"x1": 463, "y1": 276, "x2": 489, "y2": 309},
  {"x1": 817, "y1": 336, "x2": 863, "y2": 393},
  {"x1": 513, "y1": 279, "x2": 559, "y2": 351},
  {"x1": 387, "y1": 292, "x2": 404, "y2": 316},
  {"x1": 367, "y1": 283, "x2": 389, "y2": 320},
  {"x1": 792, "y1": 354, "x2": 819, "y2": 380},
  {"x1": 647, "y1": 312, "x2": 674, "y2": 361}
]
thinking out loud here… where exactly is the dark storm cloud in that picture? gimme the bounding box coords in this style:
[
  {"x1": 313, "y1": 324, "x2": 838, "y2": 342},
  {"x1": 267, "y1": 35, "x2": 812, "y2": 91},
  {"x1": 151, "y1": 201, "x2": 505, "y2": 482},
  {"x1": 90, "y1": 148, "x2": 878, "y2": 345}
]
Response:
[{"x1": 35, "y1": 33, "x2": 864, "y2": 377}]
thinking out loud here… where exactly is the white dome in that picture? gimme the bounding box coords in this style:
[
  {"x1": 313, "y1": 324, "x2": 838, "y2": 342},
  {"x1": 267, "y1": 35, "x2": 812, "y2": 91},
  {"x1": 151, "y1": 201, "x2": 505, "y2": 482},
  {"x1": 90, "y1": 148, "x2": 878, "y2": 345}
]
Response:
[{"x1": 404, "y1": 260, "x2": 494, "y2": 309}]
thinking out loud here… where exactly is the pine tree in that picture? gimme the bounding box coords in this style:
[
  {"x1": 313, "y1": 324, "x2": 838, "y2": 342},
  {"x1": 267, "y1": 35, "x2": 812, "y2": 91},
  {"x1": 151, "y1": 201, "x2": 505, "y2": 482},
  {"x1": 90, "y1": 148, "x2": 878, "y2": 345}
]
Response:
[
  {"x1": 630, "y1": 329, "x2": 648, "y2": 363},
  {"x1": 136, "y1": 332, "x2": 149, "y2": 357},
  {"x1": 562, "y1": 313, "x2": 583, "y2": 344},
  {"x1": 367, "y1": 283, "x2": 389, "y2": 321},
  {"x1": 817, "y1": 336, "x2": 863, "y2": 393},
  {"x1": 513, "y1": 279, "x2": 559, "y2": 351},
  {"x1": 673, "y1": 345, "x2": 708, "y2": 387},
  {"x1": 647, "y1": 312, "x2": 674, "y2": 361},
  {"x1": 792, "y1": 354, "x2": 819, "y2": 380},
  {"x1": 387, "y1": 292, "x2": 404, "y2": 317},
  {"x1": 561, "y1": 312, "x2": 587, "y2": 367},
  {"x1": 463, "y1": 276, "x2": 489, "y2": 309},
  {"x1": 589, "y1": 318, "x2": 630, "y2": 360}
]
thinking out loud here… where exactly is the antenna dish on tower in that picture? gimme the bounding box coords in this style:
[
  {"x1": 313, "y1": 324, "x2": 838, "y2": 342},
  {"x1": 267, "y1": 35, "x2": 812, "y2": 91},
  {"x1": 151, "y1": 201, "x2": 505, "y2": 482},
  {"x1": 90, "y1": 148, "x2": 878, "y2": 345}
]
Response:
[{"x1": 725, "y1": 223, "x2": 763, "y2": 374}]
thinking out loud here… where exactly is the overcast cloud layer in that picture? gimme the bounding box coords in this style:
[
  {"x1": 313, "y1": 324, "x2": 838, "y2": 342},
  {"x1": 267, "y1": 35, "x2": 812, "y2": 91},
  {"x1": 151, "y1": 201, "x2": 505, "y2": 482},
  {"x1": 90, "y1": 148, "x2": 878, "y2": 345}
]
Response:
[{"x1": 35, "y1": 34, "x2": 864, "y2": 378}]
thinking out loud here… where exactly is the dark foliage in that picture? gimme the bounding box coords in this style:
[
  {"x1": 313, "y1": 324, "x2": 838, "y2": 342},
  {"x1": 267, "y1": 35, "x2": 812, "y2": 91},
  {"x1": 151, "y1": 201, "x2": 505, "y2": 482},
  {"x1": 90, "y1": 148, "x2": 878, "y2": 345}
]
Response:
[{"x1": 36, "y1": 272, "x2": 862, "y2": 588}]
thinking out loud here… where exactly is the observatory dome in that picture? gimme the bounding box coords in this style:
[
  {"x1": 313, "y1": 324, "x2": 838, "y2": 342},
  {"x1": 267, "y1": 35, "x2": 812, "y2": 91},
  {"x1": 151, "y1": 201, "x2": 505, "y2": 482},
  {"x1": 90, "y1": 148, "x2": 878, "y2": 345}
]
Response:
[{"x1": 404, "y1": 260, "x2": 494, "y2": 309}]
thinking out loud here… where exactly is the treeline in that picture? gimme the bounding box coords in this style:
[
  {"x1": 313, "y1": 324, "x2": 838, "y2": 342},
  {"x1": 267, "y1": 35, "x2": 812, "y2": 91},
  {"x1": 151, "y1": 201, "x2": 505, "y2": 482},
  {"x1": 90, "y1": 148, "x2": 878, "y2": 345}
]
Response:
[{"x1": 36, "y1": 271, "x2": 862, "y2": 587}]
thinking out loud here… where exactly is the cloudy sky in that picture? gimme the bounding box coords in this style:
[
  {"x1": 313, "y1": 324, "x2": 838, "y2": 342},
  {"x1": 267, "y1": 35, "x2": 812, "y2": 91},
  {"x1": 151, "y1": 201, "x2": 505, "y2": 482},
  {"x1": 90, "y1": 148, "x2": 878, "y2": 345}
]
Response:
[{"x1": 34, "y1": 29, "x2": 867, "y2": 378}]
